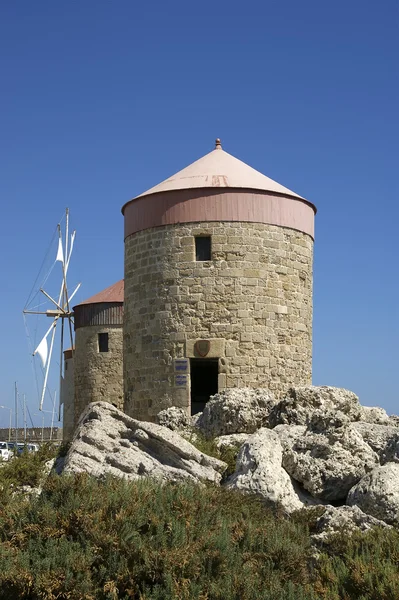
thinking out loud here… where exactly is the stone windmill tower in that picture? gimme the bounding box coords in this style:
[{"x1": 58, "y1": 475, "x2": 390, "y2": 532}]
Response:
[
  {"x1": 122, "y1": 140, "x2": 316, "y2": 421},
  {"x1": 72, "y1": 280, "x2": 124, "y2": 427}
]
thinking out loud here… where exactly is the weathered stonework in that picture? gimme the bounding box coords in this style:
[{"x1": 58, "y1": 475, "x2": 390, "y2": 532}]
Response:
[
  {"x1": 61, "y1": 353, "x2": 75, "y2": 441},
  {"x1": 124, "y1": 222, "x2": 313, "y2": 421},
  {"x1": 74, "y1": 326, "x2": 123, "y2": 425}
]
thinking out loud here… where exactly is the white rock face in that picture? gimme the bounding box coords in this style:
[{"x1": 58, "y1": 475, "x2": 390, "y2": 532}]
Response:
[
  {"x1": 273, "y1": 424, "x2": 306, "y2": 452},
  {"x1": 269, "y1": 386, "x2": 363, "y2": 427},
  {"x1": 61, "y1": 402, "x2": 226, "y2": 485},
  {"x1": 156, "y1": 407, "x2": 190, "y2": 431},
  {"x1": 351, "y1": 422, "x2": 399, "y2": 464},
  {"x1": 196, "y1": 388, "x2": 276, "y2": 438},
  {"x1": 307, "y1": 409, "x2": 351, "y2": 432},
  {"x1": 390, "y1": 415, "x2": 399, "y2": 427},
  {"x1": 359, "y1": 406, "x2": 390, "y2": 424},
  {"x1": 311, "y1": 505, "x2": 390, "y2": 545},
  {"x1": 347, "y1": 463, "x2": 399, "y2": 524},
  {"x1": 225, "y1": 428, "x2": 316, "y2": 513},
  {"x1": 282, "y1": 424, "x2": 378, "y2": 502},
  {"x1": 215, "y1": 433, "x2": 249, "y2": 450},
  {"x1": 56, "y1": 385, "x2": 399, "y2": 534}
]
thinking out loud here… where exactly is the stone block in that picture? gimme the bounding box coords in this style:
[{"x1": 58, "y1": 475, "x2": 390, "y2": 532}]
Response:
[
  {"x1": 240, "y1": 332, "x2": 252, "y2": 342},
  {"x1": 256, "y1": 357, "x2": 270, "y2": 367},
  {"x1": 185, "y1": 338, "x2": 226, "y2": 358},
  {"x1": 218, "y1": 373, "x2": 227, "y2": 390}
]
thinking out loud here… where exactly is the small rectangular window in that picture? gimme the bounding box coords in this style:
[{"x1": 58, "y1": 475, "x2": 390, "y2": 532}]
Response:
[
  {"x1": 195, "y1": 236, "x2": 211, "y2": 261},
  {"x1": 98, "y1": 332, "x2": 109, "y2": 352}
]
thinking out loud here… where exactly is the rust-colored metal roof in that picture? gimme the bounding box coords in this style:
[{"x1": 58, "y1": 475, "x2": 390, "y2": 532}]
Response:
[
  {"x1": 74, "y1": 279, "x2": 124, "y2": 306},
  {"x1": 127, "y1": 139, "x2": 305, "y2": 206}
]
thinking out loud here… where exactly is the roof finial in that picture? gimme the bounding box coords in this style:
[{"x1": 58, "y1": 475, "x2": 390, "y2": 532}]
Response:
[{"x1": 215, "y1": 138, "x2": 222, "y2": 149}]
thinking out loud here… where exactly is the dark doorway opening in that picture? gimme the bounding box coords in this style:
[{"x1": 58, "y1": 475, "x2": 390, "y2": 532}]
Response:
[{"x1": 190, "y1": 358, "x2": 218, "y2": 415}]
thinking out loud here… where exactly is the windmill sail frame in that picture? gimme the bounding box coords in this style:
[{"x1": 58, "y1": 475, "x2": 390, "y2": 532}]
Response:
[{"x1": 23, "y1": 208, "x2": 80, "y2": 417}]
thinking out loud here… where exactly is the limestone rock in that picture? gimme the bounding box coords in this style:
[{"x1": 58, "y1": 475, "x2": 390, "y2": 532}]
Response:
[
  {"x1": 61, "y1": 402, "x2": 226, "y2": 485},
  {"x1": 190, "y1": 412, "x2": 202, "y2": 428},
  {"x1": 351, "y1": 422, "x2": 399, "y2": 464},
  {"x1": 156, "y1": 407, "x2": 191, "y2": 431},
  {"x1": 273, "y1": 424, "x2": 306, "y2": 452},
  {"x1": 389, "y1": 415, "x2": 399, "y2": 427},
  {"x1": 13, "y1": 485, "x2": 41, "y2": 498},
  {"x1": 311, "y1": 505, "x2": 390, "y2": 546},
  {"x1": 225, "y1": 428, "x2": 315, "y2": 513},
  {"x1": 359, "y1": 405, "x2": 390, "y2": 424},
  {"x1": 307, "y1": 409, "x2": 351, "y2": 432},
  {"x1": 215, "y1": 433, "x2": 249, "y2": 450},
  {"x1": 347, "y1": 463, "x2": 399, "y2": 524},
  {"x1": 282, "y1": 423, "x2": 378, "y2": 502},
  {"x1": 196, "y1": 388, "x2": 276, "y2": 438},
  {"x1": 44, "y1": 458, "x2": 56, "y2": 477},
  {"x1": 269, "y1": 386, "x2": 363, "y2": 427}
]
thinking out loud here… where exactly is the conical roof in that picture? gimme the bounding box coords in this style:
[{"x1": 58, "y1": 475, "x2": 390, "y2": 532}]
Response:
[
  {"x1": 74, "y1": 280, "x2": 124, "y2": 307},
  {"x1": 135, "y1": 139, "x2": 305, "y2": 201}
]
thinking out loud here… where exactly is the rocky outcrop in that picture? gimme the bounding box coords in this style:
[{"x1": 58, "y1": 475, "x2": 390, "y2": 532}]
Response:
[
  {"x1": 59, "y1": 384, "x2": 398, "y2": 538},
  {"x1": 61, "y1": 402, "x2": 226, "y2": 485},
  {"x1": 225, "y1": 429, "x2": 316, "y2": 513},
  {"x1": 273, "y1": 424, "x2": 306, "y2": 452},
  {"x1": 359, "y1": 406, "x2": 390, "y2": 424},
  {"x1": 156, "y1": 407, "x2": 191, "y2": 431},
  {"x1": 347, "y1": 463, "x2": 399, "y2": 525},
  {"x1": 196, "y1": 388, "x2": 276, "y2": 438},
  {"x1": 269, "y1": 386, "x2": 364, "y2": 427},
  {"x1": 311, "y1": 505, "x2": 390, "y2": 546},
  {"x1": 351, "y1": 422, "x2": 399, "y2": 464},
  {"x1": 215, "y1": 433, "x2": 249, "y2": 450},
  {"x1": 282, "y1": 422, "x2": 378, "y2": 502}
]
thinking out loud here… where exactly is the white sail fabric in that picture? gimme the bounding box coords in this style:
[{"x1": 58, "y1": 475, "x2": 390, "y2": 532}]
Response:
[
  {"x1": 34, "y1": 321, "x2": 57, "y2": 368},
  {"x1": 34, "y1": 336, "x2": 48, "y2": 368},
  {"x1": 56, "y1": 238, "x2": 64, "y2": 263}
]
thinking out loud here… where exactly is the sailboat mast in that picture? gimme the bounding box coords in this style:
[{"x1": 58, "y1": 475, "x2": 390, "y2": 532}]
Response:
[
  {"x1": 14, "y1": 382, "x2": 18, "y2": 445},
  {"x1": 23, "y1": 394, "x2": 27, "y2": 443}
]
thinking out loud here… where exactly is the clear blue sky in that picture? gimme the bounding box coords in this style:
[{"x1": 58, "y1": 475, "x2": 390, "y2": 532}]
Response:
[{"x1": 0, "y1": 1, "x2": 398, "y2": 428}]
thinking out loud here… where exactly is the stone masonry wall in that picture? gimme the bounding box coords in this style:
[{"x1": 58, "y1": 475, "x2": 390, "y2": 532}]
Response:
[
  {"x1": 74, "y1": 326, "x2": 123, "y2": 426},
  {"x1": 124, "y1": 222, "x2": 313, "y2": 421},
  {"x1": 61, "y1": 356, "x2": 75, "y2": 441}
]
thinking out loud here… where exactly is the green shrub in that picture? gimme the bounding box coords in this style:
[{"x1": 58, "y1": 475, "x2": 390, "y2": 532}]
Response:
[
  {"x1": 0, "y1": 469, "x2": 397, "y2": 600},
  {"x1": 0, "y1": 443, "x2": 57, "y2": 495},
  {"x1": 314, "y1": 527, "x2": 399, "y2": 600},
  {"x1": 0, "y1": 474, "x2": 319, "y2": 599},
  {"x1": 188, "y1": 431, "x2": 241, "y2": 478}
]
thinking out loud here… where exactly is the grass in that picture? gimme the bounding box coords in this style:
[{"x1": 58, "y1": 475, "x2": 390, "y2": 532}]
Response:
[{"x1": 0, "y1": 443, "x2": 398, "y2": 599}]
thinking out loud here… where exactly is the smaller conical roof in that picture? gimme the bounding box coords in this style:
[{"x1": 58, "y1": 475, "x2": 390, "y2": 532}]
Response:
[
  {"x1": 135, "y1": 139, "x2": 304, "y2": 201},
  {"x1": 75, "y1": 280, "x2": 124, "y2": 307}
]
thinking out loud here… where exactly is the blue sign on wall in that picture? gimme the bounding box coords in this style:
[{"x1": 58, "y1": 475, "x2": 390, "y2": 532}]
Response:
[
  {"x1": 174, "y1": 359, "x2": 189, "y2": 373},
  {"x1": 175, "y1": 374, "x2": 188, "y2": 387}
]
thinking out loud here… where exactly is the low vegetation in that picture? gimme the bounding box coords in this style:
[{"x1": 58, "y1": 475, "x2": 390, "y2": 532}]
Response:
[
  {"x1": 0, "y1": 447, "x2": 398, "y2": 599},
  {"x1": 0, "y1": 443, "x2": 57, "y2": 490},
  {"x1": 188, "y1": 431, "x2": 240, "y2": 478}
]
